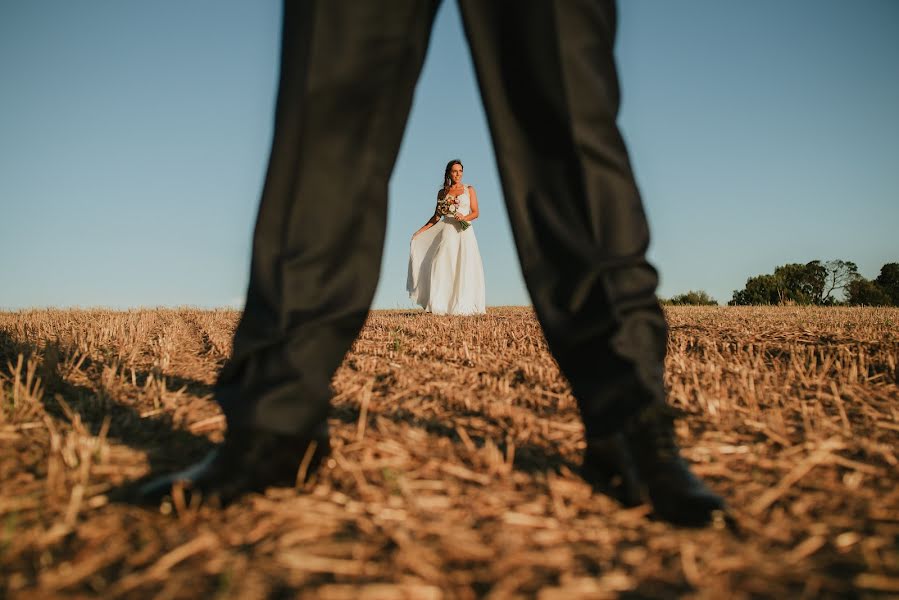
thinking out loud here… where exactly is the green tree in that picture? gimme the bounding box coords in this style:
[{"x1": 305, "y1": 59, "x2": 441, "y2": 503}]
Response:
[
  {"x1": 730, "y1": 273, "x2": 783, "y2": 305},
  {"x1": 847, "y1": 278, "x2": 891, "y2": 306},
  {"x1": 773, "y1": 261, "x2": 826, "y2": 304},
  {"x1": 821, "y1": 259, "x2": 860, "y2": 304},
  {"x1": 730, "y1": 260, "x2": 865, "y2": 306},
  {"x1": 874, "y1": 263, "x2": 899, "y2": 305}
]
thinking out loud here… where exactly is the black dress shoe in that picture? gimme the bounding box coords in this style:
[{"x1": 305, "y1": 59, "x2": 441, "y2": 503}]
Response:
[
  {"x1": 623, "y1": 403, "x2": 726, "y2": 526},
  {"x1": 134, "y1": 423, "x2": 330, "y2": 506},
  {"x1": 580, "y1": 433, "x2": 643, "y2": 508}
]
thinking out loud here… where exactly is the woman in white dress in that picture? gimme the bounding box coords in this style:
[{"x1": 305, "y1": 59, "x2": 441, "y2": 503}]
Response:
[{"x1": 407, "y1": 159, "x2": 486, "y2": 315}]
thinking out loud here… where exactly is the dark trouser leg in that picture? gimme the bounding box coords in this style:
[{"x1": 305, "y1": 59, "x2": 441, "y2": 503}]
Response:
[
  {"x1": 459, "y1": 0, "x2": 667, "y2": 438},
  {"x1": 216, "y1": 0, "x2": 440, "y2": 436}
]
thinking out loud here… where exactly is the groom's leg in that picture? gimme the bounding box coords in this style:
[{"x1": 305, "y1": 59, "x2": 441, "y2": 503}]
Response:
[
  {"x1": 217, "y1": 0, "x2": 440, "y2": 436},
  {"x1": 461, "y1": 1, "x2": 727, "y2": 525},
  {"x1": 458, "y1": 0, "x2": 666, "y2": 438}
]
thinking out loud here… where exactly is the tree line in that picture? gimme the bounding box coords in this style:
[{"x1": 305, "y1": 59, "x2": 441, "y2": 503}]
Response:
[{"x1": 661, "y1": 261, "x2": 898, "y2": 306}]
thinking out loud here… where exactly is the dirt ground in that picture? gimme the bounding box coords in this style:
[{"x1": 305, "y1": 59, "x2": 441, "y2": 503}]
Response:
[{"x1": 1, "y1": 306, "x2": 897, "y2": 599}]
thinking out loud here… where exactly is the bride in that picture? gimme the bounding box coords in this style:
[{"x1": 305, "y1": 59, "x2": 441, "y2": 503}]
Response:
[{"x1": 407, "y1": 159, "x2": 486, "y2": 315}]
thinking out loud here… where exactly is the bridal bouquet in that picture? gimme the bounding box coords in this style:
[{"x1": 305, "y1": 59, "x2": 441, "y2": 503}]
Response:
[{"x1": 437, "y1": 195, "x2": 470, "y2": 230}]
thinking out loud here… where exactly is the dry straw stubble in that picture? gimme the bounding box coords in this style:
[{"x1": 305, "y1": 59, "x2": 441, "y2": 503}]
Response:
[{"x1": 0, "y1": 306, "x2": 897, "y2": 598}]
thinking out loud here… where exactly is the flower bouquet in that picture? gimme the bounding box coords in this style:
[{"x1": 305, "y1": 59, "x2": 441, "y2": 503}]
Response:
[{"x1": 437, "y1": 195, "x2": 470, "y2": 230}]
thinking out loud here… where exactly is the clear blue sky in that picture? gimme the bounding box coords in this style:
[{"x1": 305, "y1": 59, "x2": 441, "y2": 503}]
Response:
[{"x1": 1, "y1": 1, "x2": 897, "y2": 310}]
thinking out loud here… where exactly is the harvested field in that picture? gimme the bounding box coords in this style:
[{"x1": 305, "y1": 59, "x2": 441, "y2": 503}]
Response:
[{"x1": 1, "y1": 306, "x2": 898, "y2": 598}]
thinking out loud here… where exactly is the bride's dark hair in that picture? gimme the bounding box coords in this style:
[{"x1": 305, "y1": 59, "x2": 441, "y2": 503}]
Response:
[{"x1": 441, "y1": 159, "x2": 463, "y2": 194}]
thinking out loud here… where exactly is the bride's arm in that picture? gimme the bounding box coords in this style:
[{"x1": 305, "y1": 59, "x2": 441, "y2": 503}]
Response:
[
  {"x1": 413, "y1": 213, "x2": 439, "y2": 238},
  {"x1": 459, "y1": 186, "x2": 479, "y2": 222},
  {"x1": 412, "y1": 199, "x2": 441, "y2": 239}
]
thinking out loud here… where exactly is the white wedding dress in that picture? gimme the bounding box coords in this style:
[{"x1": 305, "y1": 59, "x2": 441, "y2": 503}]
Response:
[{"x1": 407, "y1": 186, "x2": 486, "y2": 315}]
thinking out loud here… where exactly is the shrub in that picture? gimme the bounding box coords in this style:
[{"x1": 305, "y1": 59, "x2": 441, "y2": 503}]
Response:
[{"x1": 665, "y1": 290, "x2": 718, "y2": 306}]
